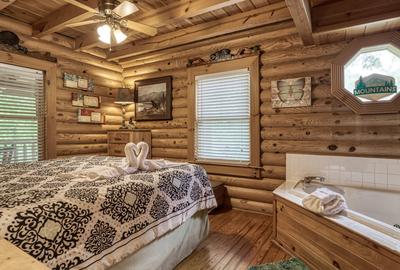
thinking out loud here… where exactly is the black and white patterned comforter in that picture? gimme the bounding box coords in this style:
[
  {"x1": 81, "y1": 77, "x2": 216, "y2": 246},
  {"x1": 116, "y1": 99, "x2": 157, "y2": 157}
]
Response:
[{"x1": 0, "y1": 155, "x2": 217, "y2": 269}]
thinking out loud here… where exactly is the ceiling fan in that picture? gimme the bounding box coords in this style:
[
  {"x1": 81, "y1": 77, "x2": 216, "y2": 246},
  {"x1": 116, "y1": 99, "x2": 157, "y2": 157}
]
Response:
[{"x1": 66, "y1": 0, "x2": 157, "y2": 45}]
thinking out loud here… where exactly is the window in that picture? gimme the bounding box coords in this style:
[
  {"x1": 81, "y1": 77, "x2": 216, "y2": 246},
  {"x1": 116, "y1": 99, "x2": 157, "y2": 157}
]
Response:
[
  {"x1": 0, "y1": 63, "x2": 45, "y2": 163},
  {"x1": 344, "y1": 44, "x2": 400, "y2": 103},
  {"x1": 195, "y1": 69, "x2": 250, "y2": 164},
  {"x1": 187, "y1": 56, "x2": 260, "y2": 176},
  {"x1": 332, "y1": 32, "x2": 400, "y2": 114}
]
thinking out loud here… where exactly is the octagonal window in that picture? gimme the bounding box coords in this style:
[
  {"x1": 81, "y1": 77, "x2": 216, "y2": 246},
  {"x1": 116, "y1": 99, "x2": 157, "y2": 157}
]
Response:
[{"x1": 344, "y1": 44, "x2": 400, "y2": 103}]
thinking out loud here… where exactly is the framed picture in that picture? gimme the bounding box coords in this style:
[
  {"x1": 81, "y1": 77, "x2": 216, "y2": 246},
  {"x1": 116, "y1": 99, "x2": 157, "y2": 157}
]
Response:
[
  {"x1": 83, "y1": 95, "x2": 100, "y2": 108},
  {"x1": 91, "y1": 112, "x2": 103, "y2": 123},
  {"x1": 64, "y1": 73, "x2": 78, "y2": 88},
  {"x1": 63, "y1": 72, "x2": 94, "y2": 91},
  {"x1": 77, "y1": 108, "x2": 93, "y2": 123},
  {"x1": 271, "y1": 77, "x2": 312, "y2": 108},
  {"x1": 134, "y1": 76, "x2": 172, "y2": 121},
  {"x1": 71, "y1": 93, "x2": 84, "y2": 107}
]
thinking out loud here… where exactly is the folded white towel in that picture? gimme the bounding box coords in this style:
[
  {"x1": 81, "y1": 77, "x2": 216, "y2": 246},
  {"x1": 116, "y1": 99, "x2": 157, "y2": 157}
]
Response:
[
  {"x1": 125, "y1": 141, "x2": 185, "y2": 171},
  {"x1": 302, "y1": 188, "x2": 347, "y2": 216}
]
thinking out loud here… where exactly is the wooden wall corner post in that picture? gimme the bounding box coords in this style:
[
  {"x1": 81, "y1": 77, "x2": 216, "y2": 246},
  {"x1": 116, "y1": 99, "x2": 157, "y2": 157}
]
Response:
[
  {"x1": 45, "y1": 66, "x2": 57, "y2": 159},
  {"x1": 187, "y1": 69, "x2": 196, "y2": 163}
]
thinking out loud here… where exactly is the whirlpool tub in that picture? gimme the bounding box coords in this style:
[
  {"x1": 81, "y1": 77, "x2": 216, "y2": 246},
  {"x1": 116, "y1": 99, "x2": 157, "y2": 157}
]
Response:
[{"x1": 273, "y1": 180, "x2": 400, "y2": 269}]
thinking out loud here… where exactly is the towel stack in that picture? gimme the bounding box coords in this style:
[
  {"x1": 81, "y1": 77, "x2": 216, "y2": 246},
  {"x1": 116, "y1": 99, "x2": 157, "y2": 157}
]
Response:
[{"x1": 302, "y1": 188, "x2": 347, "y2": 216}]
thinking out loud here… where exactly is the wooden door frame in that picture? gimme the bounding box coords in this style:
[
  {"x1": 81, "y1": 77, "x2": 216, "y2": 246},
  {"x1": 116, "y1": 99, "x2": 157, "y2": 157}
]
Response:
[{"x1": 0, "y1": 51, "x2": 57, "y2": 159}]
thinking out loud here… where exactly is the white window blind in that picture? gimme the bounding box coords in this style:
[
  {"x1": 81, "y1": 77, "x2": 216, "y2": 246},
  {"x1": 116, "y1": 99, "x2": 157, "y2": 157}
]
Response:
[
  {"x1": 195, "y1": 69, "x2": 250, "y2": 164},
  {"x1": 0, "y1": 63, "x2": 45, "y2": 164}
]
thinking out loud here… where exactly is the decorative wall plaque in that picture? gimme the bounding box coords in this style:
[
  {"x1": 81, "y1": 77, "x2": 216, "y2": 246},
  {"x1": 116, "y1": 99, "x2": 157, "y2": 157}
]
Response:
[{"x1": 271, "y1": 77, "x2": 311, "y2": 108}]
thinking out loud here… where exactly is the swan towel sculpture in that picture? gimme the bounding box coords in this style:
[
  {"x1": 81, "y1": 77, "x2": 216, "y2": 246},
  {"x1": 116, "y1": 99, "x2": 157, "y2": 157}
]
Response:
[
  {"x1": 69, "y1": 142, "x2": 184, "y2": 180},
  {"x1": 124, "y1": 142, "x2": 185, "y2": 171}
]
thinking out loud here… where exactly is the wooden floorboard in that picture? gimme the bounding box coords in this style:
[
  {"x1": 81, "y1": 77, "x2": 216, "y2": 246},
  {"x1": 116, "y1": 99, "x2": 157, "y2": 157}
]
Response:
[{"x1": 176, "y1": 209, "x2": 290, "y2": 270}]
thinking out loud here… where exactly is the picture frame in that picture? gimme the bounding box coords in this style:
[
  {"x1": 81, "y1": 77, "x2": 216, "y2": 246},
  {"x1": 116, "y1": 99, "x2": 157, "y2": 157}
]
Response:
[
  {"x1": 90, "y1": 112, "x2": 103, "y2": 123},
  {"x1": 83, "y1": 95, "x2": 100, "y2": 108},
  {"x1": 77, "y1": 108, "x2": 93, "y2": 123},
  {"x1": 77, "y1": 109, "x2": 103, "y2": 124},
  {"x1": 134, "y1": 76, "x2": 172, "y2": 121},
  {"x1": 71, "y1": 93, "x2": 84, "y2": 107},
  {"x1": 63, "y1": 72, "x2": 94, "y2": 91},
  {"x1": 271, "y1": 77, "x2": 312, "y2": 108}
]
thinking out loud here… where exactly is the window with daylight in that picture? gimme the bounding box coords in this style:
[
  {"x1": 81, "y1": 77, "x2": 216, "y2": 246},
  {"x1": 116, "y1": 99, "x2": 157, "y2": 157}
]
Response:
[
  {"x1": 332, "y1": 32, "x2": 400, "y2": 114},
  {"x1": 0, "y1": 63, "x2": 45, "y2": 163},
  {"x1": 195, "y1": 69, "x2": 250, "y2": 164},
  {"x1": 187, "y1": 56, "x2": 260, "y2": 173}
]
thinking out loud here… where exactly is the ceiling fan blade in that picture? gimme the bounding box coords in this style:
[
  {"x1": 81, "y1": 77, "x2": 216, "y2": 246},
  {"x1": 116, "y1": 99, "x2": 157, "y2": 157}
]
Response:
[
  {"x1": 113, "y1": 1, "x2": 139, "y2": 18},
  {"x1": 125, "y1": 20, "x2": 157, "y2": 36},
  {"x1": 66, "y1": 19, "x2": 104, "y2": 28}
]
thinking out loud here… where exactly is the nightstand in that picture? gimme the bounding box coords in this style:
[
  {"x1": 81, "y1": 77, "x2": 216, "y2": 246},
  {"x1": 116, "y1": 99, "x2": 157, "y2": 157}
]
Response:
[
  {"x1": 108, "y1": 130, "x2": 152, "y2": 157},
  {"x1": 211, "y1": 181, "x2": 226, "y2": 208}
]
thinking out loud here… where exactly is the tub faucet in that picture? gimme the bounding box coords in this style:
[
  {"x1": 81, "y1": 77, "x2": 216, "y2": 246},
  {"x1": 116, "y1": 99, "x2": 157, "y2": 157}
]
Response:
[{"x1": 303, "y1": 176, "x2": 325, "y2": 184}]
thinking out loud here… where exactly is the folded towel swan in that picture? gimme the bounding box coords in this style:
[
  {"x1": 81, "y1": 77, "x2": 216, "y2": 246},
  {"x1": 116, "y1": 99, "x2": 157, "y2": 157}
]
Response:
[
  {"x1": 125, "y1": 141, "x2": 184, "y2": 171},
  {"x1": 302, "y1": 187, "x2": 347, "y2": 216}
]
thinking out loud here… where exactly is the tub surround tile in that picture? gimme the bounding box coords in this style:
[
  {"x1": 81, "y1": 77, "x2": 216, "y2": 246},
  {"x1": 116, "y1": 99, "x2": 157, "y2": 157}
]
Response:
[
  {"x1": 351, "y1": 172, "x2": 363, "y2": 182},
  {"x1": 375, "y1": 163, "x2": 388, "y2": 174},
  {"x1": 388, "y1": 164, "x2": 400, "y2": 175},
  {"x1": 374, "y1": 173, "x2": 388, "y2": 184},
  {"x1": 388, "y1": 174, "x2": 399, "y2": 185},
  {"x1": 362, "y1": 173, "x2": 375, "y2": 183},
  {"x1": 286, "y1": 153, "x2": 400, "y2": 192}
]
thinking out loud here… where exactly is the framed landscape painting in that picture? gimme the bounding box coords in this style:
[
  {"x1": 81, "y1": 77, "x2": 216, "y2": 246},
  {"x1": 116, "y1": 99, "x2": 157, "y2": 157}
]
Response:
[{"x1": 134, "y1": 76, "x2": 172, "y2": 121}]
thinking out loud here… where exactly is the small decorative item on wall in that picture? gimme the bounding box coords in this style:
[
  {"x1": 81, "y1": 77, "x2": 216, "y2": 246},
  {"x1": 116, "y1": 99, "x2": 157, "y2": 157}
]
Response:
[
  {"x1": 71, "y1": 93, "x2": 100, "y2": 108},
  {"x1": 63, "y1": 72, "x2": 94, "y2": 91},
  {"x1": 187, "y1": 45, "x2": 261, "y2": 67},
  {"x1": 83, "y1": 95, "x2": 100, "y2": 108},
  {"x1": 90, "y1": 112, "x2": 103, "y2": 123},
  {"x1": 71, "y1": 93, "x2": 84, "y2": 107},
  {"x1": 353, "y1": 74, "x2": 397, "y2": 102},
  {"x1": 134, "y1": 76, "x2": 172, "y2": 121},
  {"x1": 210, "y1": 49, "x2": 232, "y2": 61},
  {"x1": 271, "y1": 77, "x2": 312, "y2": 108},
  {"x1": 77, "y1": 108, "x2": 103, "y2": 124}
]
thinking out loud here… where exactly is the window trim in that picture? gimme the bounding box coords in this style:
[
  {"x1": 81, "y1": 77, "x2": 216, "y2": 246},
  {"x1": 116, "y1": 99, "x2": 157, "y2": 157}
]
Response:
[
  {"x1": 332, "y1": 31, "x2": 400, "y2": 114},
  {"x1": 0, "y1": 51, "x2": 57, "y2": 160},
  {"x1": 187, "y1": 55, "x2": 260, "y2": 177}
]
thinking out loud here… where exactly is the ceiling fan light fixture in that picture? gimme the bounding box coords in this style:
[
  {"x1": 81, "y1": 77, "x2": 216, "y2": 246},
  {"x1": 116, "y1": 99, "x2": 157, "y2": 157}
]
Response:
[
  {"x1": 113, "y1": 29, "x2": 127, "y2": 43},
  {"x1": 97, "y1": 24, "x2": 111, "y2": 44}
]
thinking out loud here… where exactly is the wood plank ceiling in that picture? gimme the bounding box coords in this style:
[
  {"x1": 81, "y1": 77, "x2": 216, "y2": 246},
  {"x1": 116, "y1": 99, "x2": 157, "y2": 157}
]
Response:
[{"x1": 0, "y1": 0, "x2": 400, "y2": 65}]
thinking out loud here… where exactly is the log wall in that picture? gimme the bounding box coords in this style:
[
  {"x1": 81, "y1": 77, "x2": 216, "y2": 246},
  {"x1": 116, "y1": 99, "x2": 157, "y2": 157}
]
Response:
[
  {"x1": 55, "y1": 58, "x2": 123, "y2": 156},
  {"x1": 122, "y1": 24, "x2": 400, "y2": 214}
]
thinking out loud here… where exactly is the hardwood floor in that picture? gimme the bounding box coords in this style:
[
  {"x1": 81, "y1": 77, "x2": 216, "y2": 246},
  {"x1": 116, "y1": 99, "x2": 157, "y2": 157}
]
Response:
[{"x1": 176, "y1": 209, "x2": 290, "y2": 270}]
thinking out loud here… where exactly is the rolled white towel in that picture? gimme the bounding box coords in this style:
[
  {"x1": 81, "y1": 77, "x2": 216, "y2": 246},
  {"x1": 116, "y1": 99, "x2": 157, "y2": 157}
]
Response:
[{"x1": 302, "y1": 188, "x2": 347, "y2": 216}]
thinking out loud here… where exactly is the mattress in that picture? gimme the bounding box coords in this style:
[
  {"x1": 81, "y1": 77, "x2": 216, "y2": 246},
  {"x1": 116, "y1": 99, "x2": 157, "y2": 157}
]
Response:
[
  {"x1": 109, "y1": 209, "x2": 209, "y2": 270},
  {"x1": 0, "y1": 155, "x2": 217, "y2": 270}
]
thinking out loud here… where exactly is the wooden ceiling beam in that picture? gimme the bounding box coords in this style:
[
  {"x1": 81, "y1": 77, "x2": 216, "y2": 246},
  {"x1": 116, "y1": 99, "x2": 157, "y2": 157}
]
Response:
[
  {"x1": 108, "y1": 2, "x2": 291, "y2": 61},
  {"x1": 62, "y1": 0, "x2": 98, "y2": 13},
  {"x1": 75, "y1": 0, "x2": 247, "y2": 50},
  {"x1": 32, "y1": 0, "x2": 98, "y2": 38},
  {"x1": 285, "y1": 0, "x2": 314, "y2": 45},
  {"x1": 0, "y1": 14, "x2": 107, "y2": 59},
  {"x1": 139, "y1": 0, "x2": 247, "y2": 28},
  {"x1": 0, "y1": 0, "x2": 16, "y2": 11},
  {"x1": 313, "y1": 0, "x2": 400, "y2": 33},
  {"x1": 120, "y1": 21, "x2": 296, "y2": 68}
]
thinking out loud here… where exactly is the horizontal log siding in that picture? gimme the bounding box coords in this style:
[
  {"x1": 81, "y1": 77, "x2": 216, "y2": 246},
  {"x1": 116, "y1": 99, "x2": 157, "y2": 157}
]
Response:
[
  {"x1": 56, "y1": 58, "x2": 122, "y2": 156},
  {"x1": 118, "y1": 26, "x2": 400, "y2": 214}
]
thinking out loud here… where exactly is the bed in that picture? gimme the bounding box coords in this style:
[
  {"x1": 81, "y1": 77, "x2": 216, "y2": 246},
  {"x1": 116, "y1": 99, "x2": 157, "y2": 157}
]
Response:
[{"x1": 0, "y1": 155, "x2": 217, "y2": 270}]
